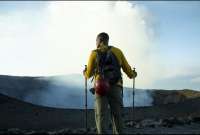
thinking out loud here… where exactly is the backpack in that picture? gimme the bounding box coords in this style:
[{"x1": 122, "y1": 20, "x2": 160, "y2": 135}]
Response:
[{"x1": 95, "y1": 46, "x2": 122, "y2": 85}]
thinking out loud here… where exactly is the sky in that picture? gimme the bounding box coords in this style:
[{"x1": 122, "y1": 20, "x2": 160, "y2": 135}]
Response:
[{"x1": 0, "y1": 1, "x2": 199, "y2": 90}]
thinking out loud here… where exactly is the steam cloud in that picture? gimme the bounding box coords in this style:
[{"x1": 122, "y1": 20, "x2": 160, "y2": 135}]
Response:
[
  {"x1": 0, "y1": 1, "x2": 159, "y2": 89},
  {"x1": 0, "y1": 2, "x2": 156, "y2": 108},
  {"x1": 43, "y1": 1, "x2": 159, "y2": 88},
  {"x1": 0, "y1": 74, "x2": 153, "y2": 109},
  {"x1": 23, "y1": 75, "x2": 153, "y2": 109}
]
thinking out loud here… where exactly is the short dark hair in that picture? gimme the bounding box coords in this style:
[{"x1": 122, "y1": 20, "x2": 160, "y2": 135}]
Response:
[{"x1": 97, "y1": 32, "x2": 109, "y2": 43}]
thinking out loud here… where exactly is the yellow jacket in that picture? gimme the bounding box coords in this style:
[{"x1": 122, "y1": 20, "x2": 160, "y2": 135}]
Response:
[{"x1": 85, "y1": 44, "x2": 134, "y2": 86}]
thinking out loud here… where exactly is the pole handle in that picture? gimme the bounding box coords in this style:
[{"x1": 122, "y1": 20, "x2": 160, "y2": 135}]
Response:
[{"x1": 84, "y1": 65, "x2": 87, "y2": 80}]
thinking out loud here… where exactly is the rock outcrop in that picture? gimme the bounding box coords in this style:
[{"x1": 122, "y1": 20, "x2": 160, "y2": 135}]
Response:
[{"x1": 152, "y1": 89, "x2": 200, "y2": 105}]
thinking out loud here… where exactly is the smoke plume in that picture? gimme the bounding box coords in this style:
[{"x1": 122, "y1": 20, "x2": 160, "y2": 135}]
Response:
[
  {"x1": 24, "y1": 75, "x2": 153, "y2": 109},
  {"x1": 0, "y1": 1, "x2": 159, "y2": 89},
  {"x1": 0, "y1": 1, "x2": 157, "y2": 108}
]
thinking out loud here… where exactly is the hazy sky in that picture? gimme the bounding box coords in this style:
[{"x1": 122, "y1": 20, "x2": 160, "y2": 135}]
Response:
[{"x1": 0, "y1": 1, "x2": 199, "y2": 90}]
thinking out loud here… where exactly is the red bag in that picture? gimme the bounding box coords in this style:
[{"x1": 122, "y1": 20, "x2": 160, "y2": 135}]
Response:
[{"x1": 95, "y1": 78, "x2": 110, "y2": 96}]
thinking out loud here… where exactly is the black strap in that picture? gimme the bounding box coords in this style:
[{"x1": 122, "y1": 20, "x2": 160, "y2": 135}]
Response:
[
  {"x1": 95, "y1": 46, "x2": 112, "y2": 75},
  {"x1": 107, "y1": 46, "x2": 121, "y2": 71}
]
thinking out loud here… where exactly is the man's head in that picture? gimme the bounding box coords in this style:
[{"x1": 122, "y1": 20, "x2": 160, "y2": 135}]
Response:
[{"x1": 96, "y1": 32, "x2": 109, "y2": 48}]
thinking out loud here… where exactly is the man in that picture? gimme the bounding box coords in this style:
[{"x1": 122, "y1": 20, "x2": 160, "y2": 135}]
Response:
[{"x1": 84, "y1": 32, "x2": 137, "y2": 134}]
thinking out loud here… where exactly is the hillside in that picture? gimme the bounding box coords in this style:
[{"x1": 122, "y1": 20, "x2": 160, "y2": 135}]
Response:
[
  {"x1": 0, "y1": 93, "x2": 89, "y2": 131},
  {"x1": 152, "y1": 89, "x2": 200, "y2": 105},
  {"x1": 1, "y1": 92, "x2": 200, "y2": 134},
  {"x1": 1, "y1": 75, "x2": 200, "y2": 134}
]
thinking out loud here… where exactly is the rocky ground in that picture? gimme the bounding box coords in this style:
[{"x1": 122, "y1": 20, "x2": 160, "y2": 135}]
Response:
[
  {"x1": 1, "y1": 93, "x2": 200, "y2": 134},
  {"x1": 0, "y1": 75, "x2": 200, "y2": 134},
  {"x1": 1, "y1": 119, "x2": 200, "y2": 134},
  {"x1": 152, "y1": 89, "x2": 200, "y2": 105}
]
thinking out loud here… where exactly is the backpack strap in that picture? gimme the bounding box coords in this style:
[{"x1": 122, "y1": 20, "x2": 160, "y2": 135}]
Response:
[
  {"x1": 94, "y1": 49, "x2": 104, "y2": 76},
  {"x1": 90, "y1": 49, "x2": 99, "y2": 83},
  {"x1": 94, "y1": 49, "x2": 99, "y2": 74},
  {"x1": 107, "y1": 46, "x2": 121, "y2": 69}
]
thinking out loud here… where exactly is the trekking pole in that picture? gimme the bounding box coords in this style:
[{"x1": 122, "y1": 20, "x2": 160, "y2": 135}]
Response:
[
  {"x1": 84, "y1": 65, "x2": 88, "y2": 133},
  {"x1": 132, "y1": 67, "x2": 136, "y2": 122}
]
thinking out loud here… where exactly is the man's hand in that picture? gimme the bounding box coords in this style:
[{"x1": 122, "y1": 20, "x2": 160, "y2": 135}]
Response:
[
  {"x1": 83, "y1": 65, "x2": 87, "y2": 77},
  {"x1": 83, "y1": 70, "x2": 86, "y2": 76},
  {"x1": 133, "y1": 70, "x2": 137, "y2": 78},
  {"x1": 132, "y1": 68, "x2": 137, "y2": 78}
]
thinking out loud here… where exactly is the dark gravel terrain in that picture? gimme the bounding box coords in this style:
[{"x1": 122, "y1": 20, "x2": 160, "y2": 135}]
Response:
[{"x1": 1, "y1": 93, "x2": 200, "y2": 134}]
